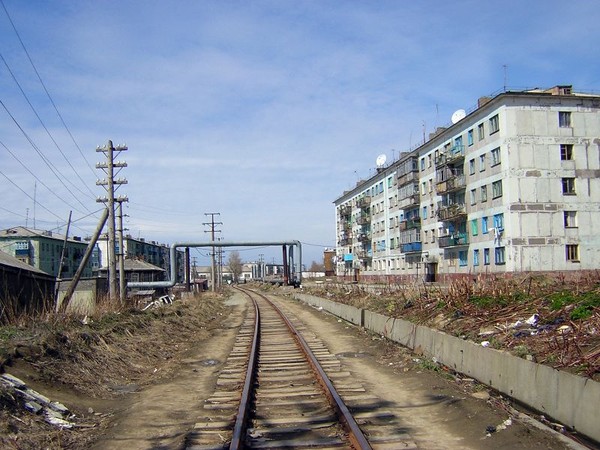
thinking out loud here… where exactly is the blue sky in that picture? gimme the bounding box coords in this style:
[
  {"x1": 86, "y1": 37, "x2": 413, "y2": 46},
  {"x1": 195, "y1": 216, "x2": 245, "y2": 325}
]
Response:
[{"x1": 1, "y1": 0, "x2": 599, "y2": 267}]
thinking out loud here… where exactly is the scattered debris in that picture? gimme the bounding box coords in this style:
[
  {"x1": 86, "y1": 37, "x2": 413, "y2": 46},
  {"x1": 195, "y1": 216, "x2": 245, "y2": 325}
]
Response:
[
  {"x1": 0, "y1": 373, "x2": 74, "y2": 428},
  {"x1": 142, "y1": 294, "x2": 175, "y2": 311}
]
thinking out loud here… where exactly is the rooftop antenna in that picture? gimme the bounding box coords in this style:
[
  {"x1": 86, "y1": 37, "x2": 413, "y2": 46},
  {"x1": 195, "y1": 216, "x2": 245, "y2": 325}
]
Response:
[
  {"x1": 503, "y1": 64, "x2": 508, "y2": 91},
  {"x1": 376, "y1": 154, "x2": 387, "y2": 171}
]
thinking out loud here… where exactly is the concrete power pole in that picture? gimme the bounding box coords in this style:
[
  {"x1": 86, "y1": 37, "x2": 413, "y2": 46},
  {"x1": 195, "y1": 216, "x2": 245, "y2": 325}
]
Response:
[
  {"x1": 117, "y1": 199, "x2": 129, "y2": 304},
  {"x1": 96, "y1": 140, "x2": 128, "y2": 301},
  {"x1": 203, "y1": 212, "x2": 222, "y2": 292}
]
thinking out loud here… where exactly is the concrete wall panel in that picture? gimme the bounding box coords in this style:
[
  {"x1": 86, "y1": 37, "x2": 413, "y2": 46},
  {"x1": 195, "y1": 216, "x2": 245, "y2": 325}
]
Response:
[{"x1": 293, "y1": 292, "x2": 600, "y2": 443}]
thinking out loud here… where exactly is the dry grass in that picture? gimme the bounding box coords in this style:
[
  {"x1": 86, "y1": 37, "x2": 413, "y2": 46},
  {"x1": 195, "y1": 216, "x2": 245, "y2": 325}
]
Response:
[{"x1": 306, "y1": 272, "x2": 600, "y2": 378}]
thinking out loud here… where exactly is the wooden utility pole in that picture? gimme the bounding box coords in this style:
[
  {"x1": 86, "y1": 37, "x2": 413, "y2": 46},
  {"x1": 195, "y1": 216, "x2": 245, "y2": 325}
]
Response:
[
  {"x1": 203, "y1": 212, "x2": 222, "y2": 291},
  {"x1": 96, "y1": 140, "x2": 128, "y2": 301}
]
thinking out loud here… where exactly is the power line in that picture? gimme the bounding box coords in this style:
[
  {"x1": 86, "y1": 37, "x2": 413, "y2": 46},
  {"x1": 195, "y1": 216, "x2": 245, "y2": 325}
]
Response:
[
  {"x1": 0, "y1": 52, "x2": 96, "y2": 199},
  {"x1": 0, "y1": 168, "x2": 76, "y2": 223},
  {"x1": 0, "y1": 138, "x2": 93, "y2": 217},
  {"x1": 0, "y1": 0, "x2": 97, "y2": 178},
  {"x1": 0, "y1": 99, "x2": 92, "y2": 213}
]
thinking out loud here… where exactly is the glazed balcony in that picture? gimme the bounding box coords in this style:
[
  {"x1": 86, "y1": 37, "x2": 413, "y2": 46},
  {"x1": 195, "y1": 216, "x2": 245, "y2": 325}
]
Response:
[{"x1": 400, "y1": 242, "x2": 422, "y2": 253}]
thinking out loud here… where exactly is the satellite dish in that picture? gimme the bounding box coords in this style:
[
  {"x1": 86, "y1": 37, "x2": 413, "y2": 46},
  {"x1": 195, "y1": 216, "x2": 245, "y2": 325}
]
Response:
[
  {"x1": 451, "y1": 109, "x2": 466, "y2": 124},
  {"x1": 376, "y1": 154, "x2": 387, "y2": 167}
]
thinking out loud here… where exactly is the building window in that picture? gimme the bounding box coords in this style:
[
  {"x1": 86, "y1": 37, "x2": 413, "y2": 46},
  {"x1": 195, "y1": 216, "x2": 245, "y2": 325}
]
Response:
[
  {"x1": 564, "y1": 211, "x2": 577, "y2": 228},
  {"x1": 459, "y1": 250, "x2": 468, "y2": 266},
  {"x1": 467, "y1": 129, "x2": 473, "y2": 146},
  {"x1": 479, "y1": 154, "x2": 486, "y2": 171},
  {"x1": 560, "y1": 144, "x2": 573, "y2": 160},
  {"x1": 481, "y1": 185, "x2": 488, "y2": 202},
  {"x1": 472, "y1": 249, "x2": 479, "y2": 266},
  {"x1": 482, "y1": 216, "x2": 489, "y2": 234},
  {"x1": 478, "y1": 123, "x2": 485, "y2": 140},
  {"x1": 492, "y1": 180, "x2": 503, "y2": 198},
  {"x1": 491, "y1": 147, "x2": 501, "y2": 166},
  {"x1": 562, "y1": 177, "x2": 576, "y2": 195},
  {"x1": 469, "y1": 159, "x2": 475, "y2": 175},
  {"x1": 470, "y1": 189, "x2": 477, "y2": 205},
  {"x1": 559, "y1": 111, "x2": 572, "y2": 128},
  {"x1": 494, "y1": 247, "x2": 505, "y2": 265},
  {"x1": 387, "y1": 177, "x2": 393, "y2": 188},
  {"x1": 420, "y1": 158, "x2": 425, "y2": 171},
  {"x1": 471, "y1": 219, "x2": 478, "y2": 236},
  {"x1": 566, "y1": 244, "x2": 579, "y2": 262},
  {"x1": 493, "y1": 213, "x2": 504, "y2": 230},
  {"x1": 428, "y1": 179, "x2": 433, "y2": 193},
  {"x1": 421, "y1": 182, "x2": 426, "y2": 195},
  {"x1": 483, "y1": 248, "x2": 490, "y2": 265},
  {"x1": 489, "y1": 114, "x2": 499, "y2": 134},
  {"x1": 422, "y1": 205, "x2": 428, "y2": 219}
]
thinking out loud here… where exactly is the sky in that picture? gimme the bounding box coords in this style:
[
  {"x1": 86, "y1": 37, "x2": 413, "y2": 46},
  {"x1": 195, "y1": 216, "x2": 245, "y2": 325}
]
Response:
[{"x1": 1, "y1": 0, "x2": 599, "y2": 267}]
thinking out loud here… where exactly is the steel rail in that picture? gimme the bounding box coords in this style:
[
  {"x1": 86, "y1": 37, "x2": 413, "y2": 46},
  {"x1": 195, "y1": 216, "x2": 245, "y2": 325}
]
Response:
[
  {"x1": 247, "y1": 288, "x2": 373, "y2": 450},
  {"x1": 230, "y1": 291, "x2": 260, "y2": 450}
]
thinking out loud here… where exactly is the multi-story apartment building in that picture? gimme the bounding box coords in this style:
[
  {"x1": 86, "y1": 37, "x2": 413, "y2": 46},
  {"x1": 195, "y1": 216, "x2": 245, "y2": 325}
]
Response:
[
  {"x1": 0, "y1": 226, "x2": 97, "y2": 278},
  {"x1": 96, "y1": 235, "x2": 185, "y2": 282},
  {"x1": 334, "y1": 85, "x2": 600, "y2": 281}
]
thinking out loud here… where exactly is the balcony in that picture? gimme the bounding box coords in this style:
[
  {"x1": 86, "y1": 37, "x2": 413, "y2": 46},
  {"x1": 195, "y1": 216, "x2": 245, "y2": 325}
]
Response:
[
  {"x1": 436, "y1": 174, "x2": 466, "y2": 194},
  {"x1": 398, "y1": 192, "x2": 420, "y2": 209},
  {"x1": 357, "y1": 196, "x2": 371, "y2": 208},
  {"x1": 339, "y1": 237, "x2": 351, "y2": 246},
  {"x1": 397, "y1": 171, "x2": 418, "y2": 186},
  {"x1": 437, "y1": 203, "x2": 467, "y2": 221},
  {"x1": 356, "y1": 214, "x2": 371, "y2": 225},
  {"x1": 438, "y1": 232, "x2": 469, "y2": 248},
  {"x1": 399, "y1": 217, "x2": 421, "y2": 231},
  {"x1": 401, "y1": 242, "x2": 422, "y2": 253},
  {"x1": 435, "y1": 145, "x2": 465, "y2": 167},
  {"x1": 339, "y1": 205, "x2": 351, "y2": 216},
  {"x1": 357, "y1": 232, "x2": 371, "y2": 243}
]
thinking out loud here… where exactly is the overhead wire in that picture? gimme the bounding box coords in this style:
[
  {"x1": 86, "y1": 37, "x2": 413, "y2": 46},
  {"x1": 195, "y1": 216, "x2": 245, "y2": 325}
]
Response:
[
  {"x1": 0, "y1": 99, "x2": 92, "y2": 214},
  {"x1": 0, "y1": 52, "x2": 97, "y2": 200},
  {"x1": 0, "y1": 138, "x2": 90, "y2": 216},
  {"x1": 0, "y1": 0, "x2": 97, "y2": 178},
  {"x1": 0, "y1": 168, "x2": 79, "y2": 222}
]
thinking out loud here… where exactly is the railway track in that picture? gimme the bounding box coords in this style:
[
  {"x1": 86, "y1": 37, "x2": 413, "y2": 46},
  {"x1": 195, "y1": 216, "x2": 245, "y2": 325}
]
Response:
[{"x1": 186, "y1": 287, "x2": 415, "y2": 449}]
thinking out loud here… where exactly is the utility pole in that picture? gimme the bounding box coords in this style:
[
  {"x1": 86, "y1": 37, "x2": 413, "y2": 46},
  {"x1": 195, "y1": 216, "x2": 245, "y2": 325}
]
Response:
[
  {"x1": 203, "y1": 212, "x2": 222, "y2": 292},
  {"x1": 96, "y1": 140, "x2": 128, "y2": 301},
  {"x1": 116, "y1": 199, "x2": 129, "y2": 304}
]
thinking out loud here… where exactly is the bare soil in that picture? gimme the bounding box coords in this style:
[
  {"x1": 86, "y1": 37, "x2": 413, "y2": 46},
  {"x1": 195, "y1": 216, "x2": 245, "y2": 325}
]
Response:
[{"x1": 0, "y1": 286, "x2": 596, "y2": 449}]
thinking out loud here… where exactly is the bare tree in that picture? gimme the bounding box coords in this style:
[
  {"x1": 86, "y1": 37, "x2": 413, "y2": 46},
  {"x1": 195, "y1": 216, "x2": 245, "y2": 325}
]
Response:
[
  {"x1": 227, "y1": 251, "x2": 243, "y2": 282},
  {"x1": 309, "y1": 261, "x2": 325, "y2": 272}
]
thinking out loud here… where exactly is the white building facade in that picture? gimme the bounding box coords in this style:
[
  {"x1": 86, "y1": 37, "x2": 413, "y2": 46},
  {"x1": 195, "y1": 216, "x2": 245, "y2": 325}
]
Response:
[{"x1": 334, "y1": 86, "x2": 600, "y2": 281}]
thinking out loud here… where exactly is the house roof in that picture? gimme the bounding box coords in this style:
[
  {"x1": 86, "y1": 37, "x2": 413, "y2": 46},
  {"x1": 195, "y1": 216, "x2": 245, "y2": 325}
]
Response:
[
  {"x1": 0, "y1": 226, "x2": 87, "y2": 244},
  {"x1": 0, "y1": 249, "x2": 52, "y2": 276},
  {"x1": 97, "y1": 259, "x2": 165, "y2": 272}
]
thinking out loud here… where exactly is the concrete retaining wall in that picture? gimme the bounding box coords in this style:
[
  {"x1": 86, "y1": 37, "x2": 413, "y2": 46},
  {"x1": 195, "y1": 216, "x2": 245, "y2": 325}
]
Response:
[{"x1": 293, "y1": 292, "x2": 600, "y2": 444}]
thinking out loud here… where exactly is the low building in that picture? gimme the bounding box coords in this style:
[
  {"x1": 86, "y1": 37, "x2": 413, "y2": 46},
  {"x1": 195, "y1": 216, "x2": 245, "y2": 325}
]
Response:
[
  {"x1": 334, "y1": 85, "x2": 600, "y2": 282},
  {"x1": 0, "y1": 250, "x2": 55, "y2": 320},
  {"x1": 0, "y1": 227, "x2": 96, "y2": 279},
  {"x1": 96, "y1": 235, "x2": 185, "y2": 282}
]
